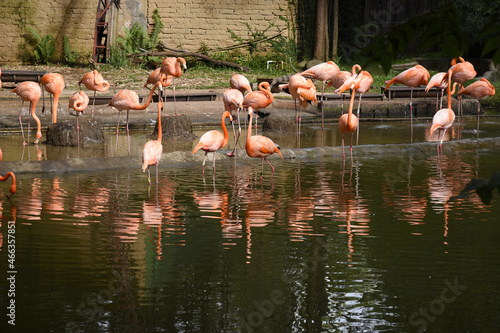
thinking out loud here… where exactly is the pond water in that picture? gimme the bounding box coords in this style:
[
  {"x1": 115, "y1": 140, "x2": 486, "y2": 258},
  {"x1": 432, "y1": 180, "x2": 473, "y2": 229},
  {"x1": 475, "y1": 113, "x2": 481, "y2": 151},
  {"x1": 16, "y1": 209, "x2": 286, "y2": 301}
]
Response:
[
  {"x1": 1, "y1": 116, "x2": 500, "y2": 161},
  {"x1": 1, "y1": 140, "x2": 500, "y2": 332}
]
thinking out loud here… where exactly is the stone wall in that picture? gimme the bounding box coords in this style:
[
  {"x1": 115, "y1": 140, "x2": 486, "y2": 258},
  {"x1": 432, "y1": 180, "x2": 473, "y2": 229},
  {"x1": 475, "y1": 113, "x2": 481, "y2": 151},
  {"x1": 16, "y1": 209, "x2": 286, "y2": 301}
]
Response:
[{"x1": 0, "y1": 0, "x2": 291, "y2": 64}]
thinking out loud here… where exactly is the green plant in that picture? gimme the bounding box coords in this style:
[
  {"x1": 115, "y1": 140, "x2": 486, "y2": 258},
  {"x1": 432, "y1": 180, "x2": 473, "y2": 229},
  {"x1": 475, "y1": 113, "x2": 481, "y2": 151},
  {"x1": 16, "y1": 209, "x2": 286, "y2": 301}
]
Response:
[
  {"x1": 63, "y1": 35, "x2": 78, "y2": 64},
  {"x1": 24, "y1": 26, "x2": 55, "y2": 64}
]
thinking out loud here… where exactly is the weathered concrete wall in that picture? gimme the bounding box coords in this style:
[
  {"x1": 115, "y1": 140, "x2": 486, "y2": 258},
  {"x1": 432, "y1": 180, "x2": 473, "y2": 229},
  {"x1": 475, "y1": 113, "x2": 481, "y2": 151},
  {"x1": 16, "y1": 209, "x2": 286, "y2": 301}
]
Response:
[{"x1": 0, "y1": 0, "x2": 290, "y2": 64}]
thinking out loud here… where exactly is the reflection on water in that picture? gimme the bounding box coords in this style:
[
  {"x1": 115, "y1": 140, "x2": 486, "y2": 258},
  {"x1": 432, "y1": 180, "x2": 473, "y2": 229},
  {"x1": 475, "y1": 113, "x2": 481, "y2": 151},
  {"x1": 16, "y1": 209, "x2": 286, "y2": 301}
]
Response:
[{"x1": 1, "y1": 147, "x2": 500, "y2": 332}]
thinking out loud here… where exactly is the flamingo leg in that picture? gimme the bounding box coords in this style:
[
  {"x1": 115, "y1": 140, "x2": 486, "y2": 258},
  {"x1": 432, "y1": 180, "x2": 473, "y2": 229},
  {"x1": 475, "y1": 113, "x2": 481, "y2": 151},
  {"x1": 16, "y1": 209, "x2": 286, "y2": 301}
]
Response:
[
  {"x1": 19, "y1": 101, "x2": 27, "y2": 146},
  {"x1": 410, "y1": 87, "x2": 414, "y2": 143},
  {"x1": 341, "y1": 134, "x2": 345, "y2": 161},
  {"x1": 477, "y1": 101, "x2": 480, "y2": 138},
  {"x1": 350, "y1": 132, "x2": 354, "y2": 165},
  {"x1": 147, "y1": 166, "x2": 151, "y2": 186},
  {"x1": 202, "y1": 151, "x2": 207, "y2": 173},
  {"x1": 77, "y1": 113, "x2": 80, "y2": 148},
  {"x1": 156, "y1": 163, "x2": 159, "y2": 184},
  {"x1": 265, "y1": 157, "x2": 275, "y2": 175},
  {"x1": 254, "y1": 113, "x2": 258, "y2": 136},
  {"x1": 92, "y1": 91, "x2": 96, "y2": 118},
  {"x1": 173, "y1": 80, "x2": 178, "y2": 116},
  {"x1": 213, "y1": 151, "x2": 216, "y2": 172},
  {"x1": 321, "y1": 81, "x2": 325, "y2": 129},
  {"x1": 116, "y1": 112, "x2": 121, "y2": 152},
  {"x1": 41, "y1": 88, "x2": 46, "y2": 113},
  {"x1": 440, "y1": 89, "x2": 444, "y2": 109},
  {"x1": 126, "y1": 110, "x2": 130, "y2": 155},
  {"x1": 227, "y1": 118, "x2": 237, "y2": 157},
  {"x1": 27, "y1": 105, "x2": 31, "y2": 145}
]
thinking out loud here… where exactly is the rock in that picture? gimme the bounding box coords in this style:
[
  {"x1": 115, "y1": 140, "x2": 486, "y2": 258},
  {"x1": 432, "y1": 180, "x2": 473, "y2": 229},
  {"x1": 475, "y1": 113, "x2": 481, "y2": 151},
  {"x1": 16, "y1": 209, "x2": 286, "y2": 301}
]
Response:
[
  {"x1": 46, "y1": 118, "x2": 104, "y2": 146},
  {"x1": 150, "y1": 114, "x2": 196, "y2": 140},
  {"x1": 262, "y1": 114, "x2": 297, "y2": 134}
]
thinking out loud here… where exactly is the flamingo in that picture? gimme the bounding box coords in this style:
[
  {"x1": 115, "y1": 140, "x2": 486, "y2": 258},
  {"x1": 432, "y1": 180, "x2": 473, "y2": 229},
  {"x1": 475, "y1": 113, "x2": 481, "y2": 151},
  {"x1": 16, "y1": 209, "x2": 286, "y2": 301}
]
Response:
[
  {"x1": 243, "y1": 81, "x2": 274, "y2": 135},
  {"x1": 0, "y1": 149, "x2": 16, "y2": 198},
  {"x1": 144, "y1": 68, "x2": 172, "y2": 108},
  {"x1": 160, "y1": 57, "x2": 187, "y2": 116},
  {"x1": 12, "y1": 81, "x2": 42, "y2": 145},
  {"x1": 40, "y1": 72, "x2": 65, "y2": 123},
  {"x1": 78, "y1": 70, "x2": 110, "y2": 118},
  {"x1": 425, "y1": 72, "x2": 447, "y2": 111},
  {"x1": 230, "y1": 74, "x2": 252, "y2": 95},
  {"x1": 68, "y1": 90, "x2": 89, "y2": 147},
  {"x1": 385, "y1": 64, "x2": 430, "y2": 142},
  {"x1": 142, "y1": 97, "x2": 164, "y2": 185},
  {"x1": 457, "y1": 78, "x2": 495, "y2": 134},
  {"x1": 192, "y1": 110, "x2": 233, "y2": 173},
  {"x1": 338, "y1": 81, "x2": 359, "y2": 164},
  {"x1": 108, "y1": 81, "x2": 163, "y2": 154},
  {"x1": 223, "y1": 88, "x2": 244, "y2": 157},
  {"x1": 430, "y1": 69, "x2": 456, "y2": 153},
  {"x1": 442, "y1": 57, "x2": 477, "y2": 117},
  {"x1": 245, "y1": 107, "x2": 283, "y2": 178},
  {"x1": 279, "y1": 74, "x2": 318, "y2": 137},
  {"x1": 301, "y1": 61, "x2": 340, "y2": 128},
  {"x1": 326, "y1": 70, "x2": 351, "y2": 114}
]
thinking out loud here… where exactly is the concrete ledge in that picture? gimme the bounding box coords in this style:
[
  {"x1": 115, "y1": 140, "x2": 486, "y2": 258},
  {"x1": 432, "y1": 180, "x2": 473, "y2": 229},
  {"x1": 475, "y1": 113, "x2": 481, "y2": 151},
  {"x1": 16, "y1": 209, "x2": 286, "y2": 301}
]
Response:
[{"x1": 2, "y1": 137, "x2": 500, "y2": 174}]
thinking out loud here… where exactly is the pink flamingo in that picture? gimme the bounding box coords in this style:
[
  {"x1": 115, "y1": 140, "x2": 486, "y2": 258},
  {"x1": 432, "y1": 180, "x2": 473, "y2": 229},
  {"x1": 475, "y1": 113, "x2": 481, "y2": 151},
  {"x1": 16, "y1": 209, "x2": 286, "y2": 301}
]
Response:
[
  {"x1": 78, "y1": 70, "x2": 110, "y2": 117},
  {"x1": 68, "y1": 90, "x2": 89, "y2": 147},
  {"x1": 385, "y1": 64, "x2": 430, "y2": 141},
  {"x1": 457, "y1": 78, "x2": 495, "y2": 134},
  {"x1": 442, "y1": 57, "x2": 477, "y2": 117},
  {"x1": 12, "y1": 81, "x2": 42, "y2": 145},
  {"x1": 230, "y1": 74, "x2": 252, "y2": 95},
  {"x1": 145, "y1": 68, "x2": 172, "y2": 109},
  {"x1": 327, "y1": 70, "x2": 351, "y2": 114},
  {"x1": 245, "y1": 107, "x2": 283, "y2": 178},
  {"x1": 338, "y1": 80, "x2": 360, "y2": 164},
  {"x1": 430, "y1": 69, "x2": 456, "y2": 154},
  {"x1": 142, "y1": 97, "x2": 164, "y2": 185},
  {"x1": 279, "y1": 74, "x2": 318, "y2": 137},
  {"x1": 243, "y1": 81, "x2": 274, "y2": 135},
  {"x1": 425, "y1": 72, "x2": 447, "y2": 111},
  {"x1": 301, "y1": 61, "x2": 340, "y2": 128},
  {"x1": 40, "y1": 72, "x2": 65, "y2": 123},
  {"x1": 223, "y1": 88, "x2": 244, "y2": 157},
  {"x1": 160, "y1": 57, "x2": 187, "y2": 115},
  {"x1": 192, "y1": 110, "x2": 233, "y2": 173},
  {"x1": 0, "y1": 149, "x2": 16, "y2": 198},
  {"x1": 108, "y1": 81, "x2": 163, "y2": 154}
]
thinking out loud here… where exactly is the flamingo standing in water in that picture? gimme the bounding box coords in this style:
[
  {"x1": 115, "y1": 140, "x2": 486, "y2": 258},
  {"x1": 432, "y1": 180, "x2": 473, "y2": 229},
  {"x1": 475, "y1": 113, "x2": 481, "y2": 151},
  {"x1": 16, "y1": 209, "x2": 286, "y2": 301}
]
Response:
[
  {"x1": 12, "y1": 81, "x2": 42, "y2": 145},
  {"x1": 142, "y1": 97, "x2": 164, "y2": 185},
  {"x1": 243, "y1": 81, "x2": 274, "y2": 135},
  {"x1": 108, "y1": 81, "x2": 163, "y2": 154},
  {"x1": 230, "y1": 74, "x2": 252, "y2": 95},
  {"x1": 457, "y1": 78, "x2": 495, "y2": 135},
  {"x1": 160, "y1": 57, "x2": 187, "y2": 115},
  {"x1": 338, "y1": 80, "x2": 360, "y2": 164},
  {"x1": 223, "y1": 88, "x2": 244, "y2": 157},
  {"x1": 192, "y1": 110, "x2": 233, "y2": 173},
  {"x1": 78, "y1": 70, "x2": 110, "y2": 117},
  {"x1": 0, "y1": 149, "x2": 16, "y2": 198},
  {"x1": 425, "y1": 72, "x2": 447, "y2": 111},
  {"x1": 300, "y1": 61, "x2": 340, "y2": 128},
  {"x1": 40, "y1": 72, "x2": 65, "y2": 123},
  {"x1": 430, "y1": 69, "x2": 456, "y2": 154},
  {"x1": 245, "y1": 107, "x2": 283, "y2": 178},
  {"x1": 68, "y1": 90, "x2": 89, "y2": 147},
  {"x1": 385, "y1": 64, "x2": 430, "y2": 142}
]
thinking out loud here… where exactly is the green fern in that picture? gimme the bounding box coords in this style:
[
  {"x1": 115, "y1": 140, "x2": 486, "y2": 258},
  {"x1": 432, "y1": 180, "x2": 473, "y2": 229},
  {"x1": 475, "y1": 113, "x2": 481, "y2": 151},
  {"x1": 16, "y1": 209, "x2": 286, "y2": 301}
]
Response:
[
  {"x1": 63, "y1": 35, "x2": 77, "y2": 64},
  {"x1": 25, "y1": 26, "x2": 55, "y2": 64}
]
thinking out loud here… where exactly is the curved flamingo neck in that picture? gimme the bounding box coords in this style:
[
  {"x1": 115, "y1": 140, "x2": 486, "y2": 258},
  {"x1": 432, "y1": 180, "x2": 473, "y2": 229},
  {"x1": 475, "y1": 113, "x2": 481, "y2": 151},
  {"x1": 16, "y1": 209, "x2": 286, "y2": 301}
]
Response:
[
  {"x1": 52, "y1": 92, "x2": 60, "y2": 123},
  {"x1": 348, "y1": 87, "x2": 356, "y2": 124},
  {"x1": 0, "y1": 172, "x2": 16, "y2": 197},
  {"x1": 246, "y1": 109, "x2": 254, "y2": 146},
  {"x1": 138, "y1": 82, "x2": 161, "y2": 110},
  {"x1": 446, "y1": 69, "x2": 453, "y2": 109},
  {"x1": 222, "y1": 111, "x2": 230, "y2": 147},
  {"x1": 30, "y1": 101, "x2": 42, "y2": 141},
  {"x1": 352, "y1": 64, "x2": 361, "y2": 75},
  {"x1": 259, "y1": 83, "x2": 274, "y2": 103}
]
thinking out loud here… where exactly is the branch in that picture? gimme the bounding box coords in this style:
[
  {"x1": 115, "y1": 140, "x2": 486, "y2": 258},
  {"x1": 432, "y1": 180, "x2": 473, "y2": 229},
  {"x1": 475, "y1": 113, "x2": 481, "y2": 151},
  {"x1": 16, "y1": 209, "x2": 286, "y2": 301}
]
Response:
[
  {"x1": 128, "y1": 50, "x2": 252, "y2": 73},
  {"x1": 209, "y1": 32, "x2": 282, "y2": 52}
]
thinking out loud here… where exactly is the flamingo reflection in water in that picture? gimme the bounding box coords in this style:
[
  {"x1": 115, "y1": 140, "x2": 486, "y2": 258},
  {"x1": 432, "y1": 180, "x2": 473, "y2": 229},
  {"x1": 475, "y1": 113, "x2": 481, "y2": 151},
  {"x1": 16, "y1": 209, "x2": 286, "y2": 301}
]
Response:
[
  {"x1": 43, "y1": 177, "x2": 67, "y2": 216},
  {"x1": 17, "y1": 178, "x2": 42, "y2": 221}
]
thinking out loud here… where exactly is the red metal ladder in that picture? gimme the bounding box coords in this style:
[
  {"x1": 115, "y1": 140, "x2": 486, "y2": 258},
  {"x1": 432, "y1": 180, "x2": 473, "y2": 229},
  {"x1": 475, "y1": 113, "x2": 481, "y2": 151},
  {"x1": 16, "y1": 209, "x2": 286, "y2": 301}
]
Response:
[{"x1": 92, "y1": 0, "x2": 116, "y2": 63}]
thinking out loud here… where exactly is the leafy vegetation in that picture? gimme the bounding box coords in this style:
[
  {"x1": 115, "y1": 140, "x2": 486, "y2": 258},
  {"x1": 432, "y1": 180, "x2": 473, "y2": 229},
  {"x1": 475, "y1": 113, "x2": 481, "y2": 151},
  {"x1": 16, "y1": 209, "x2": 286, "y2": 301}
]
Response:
[
  {"x1": 63, "y1": 35, "x2": 78, "y2": 64},
  {"x1": 24, "y1": 26, "x2": 55, "y2": 64}
]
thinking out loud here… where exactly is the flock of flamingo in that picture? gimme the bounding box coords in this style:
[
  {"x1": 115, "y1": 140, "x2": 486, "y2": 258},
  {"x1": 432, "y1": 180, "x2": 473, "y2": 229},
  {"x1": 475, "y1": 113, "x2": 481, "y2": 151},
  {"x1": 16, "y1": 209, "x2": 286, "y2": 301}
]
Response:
[{"x1": 0, "y1": 55, "x2": 497, "y2": 197}]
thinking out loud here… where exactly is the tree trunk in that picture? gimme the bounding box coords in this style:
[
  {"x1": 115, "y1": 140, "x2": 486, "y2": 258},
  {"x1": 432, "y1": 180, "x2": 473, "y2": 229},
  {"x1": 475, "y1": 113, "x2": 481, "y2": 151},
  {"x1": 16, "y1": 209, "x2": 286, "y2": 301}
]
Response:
[
  {"x1": 313, "y1": 0, "x2": 328, "y2": 60},
  {"x1": 331, "y1": 0, "x2": 339, "y2": 59}
]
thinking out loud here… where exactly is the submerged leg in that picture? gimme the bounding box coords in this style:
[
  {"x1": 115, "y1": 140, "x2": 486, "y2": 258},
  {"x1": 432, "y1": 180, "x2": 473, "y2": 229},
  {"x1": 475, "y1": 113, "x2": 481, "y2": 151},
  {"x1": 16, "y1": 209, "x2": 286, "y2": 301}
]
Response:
[{"x1": 19, "y1": 101, "x2": 27, "y2": 146}]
